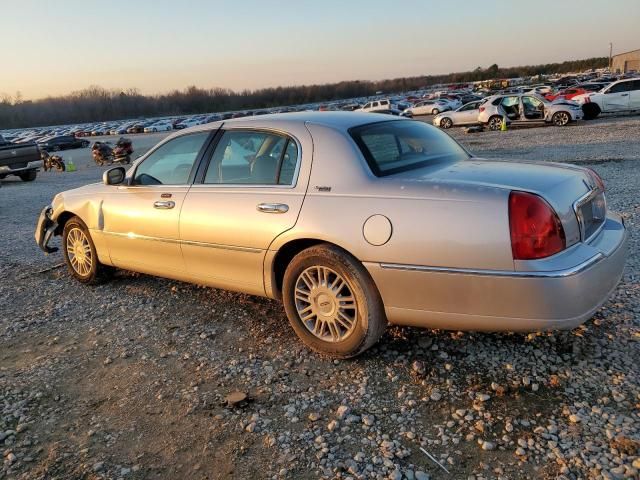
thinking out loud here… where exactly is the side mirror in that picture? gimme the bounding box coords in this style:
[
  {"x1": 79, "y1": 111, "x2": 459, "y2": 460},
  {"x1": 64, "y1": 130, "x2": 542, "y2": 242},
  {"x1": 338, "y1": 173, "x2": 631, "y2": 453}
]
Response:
[{"x1": 103, "y1": 166, "x2": 126, "y2": 185}]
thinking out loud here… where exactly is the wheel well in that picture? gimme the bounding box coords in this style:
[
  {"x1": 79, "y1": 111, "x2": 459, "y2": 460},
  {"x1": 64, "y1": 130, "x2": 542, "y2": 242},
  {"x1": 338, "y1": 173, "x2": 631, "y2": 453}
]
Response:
[
  {"x1": 54, "y1": 211, "x2": 76, "y2": 236},
  {"x1": 271, "y1": 239, "x2": 354, "y2": 299}
]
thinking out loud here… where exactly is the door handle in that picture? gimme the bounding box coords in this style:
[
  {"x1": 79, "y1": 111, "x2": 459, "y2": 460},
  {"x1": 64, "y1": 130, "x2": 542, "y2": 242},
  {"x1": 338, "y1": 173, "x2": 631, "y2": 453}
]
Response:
[
  {"x1": 153, "y1": 200, "x2": 175, "y2": 209},
  {"x1": 257, "y1": 203, "x2": 289, "y2": 214},
  {"x1": 620, "y1": 93, "x2": 629, "y2": 96}
]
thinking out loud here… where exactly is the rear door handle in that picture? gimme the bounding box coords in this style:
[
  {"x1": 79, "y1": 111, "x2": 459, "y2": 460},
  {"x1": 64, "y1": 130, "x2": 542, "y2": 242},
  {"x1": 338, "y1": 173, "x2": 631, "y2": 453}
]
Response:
[
  {"x1": 153, "y1": 201, "x2": 175, "y2": 209},
  {"x1": 257, "y1": 203, "x2": 289, "y2": 214},
  {"x1": 620, "y1": 93, "x2": 629, "y2": 96}
]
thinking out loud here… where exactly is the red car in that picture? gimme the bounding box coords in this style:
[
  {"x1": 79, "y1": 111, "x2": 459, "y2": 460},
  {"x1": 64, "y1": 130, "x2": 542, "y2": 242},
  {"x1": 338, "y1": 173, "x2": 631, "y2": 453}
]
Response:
[{"x1": 545, "y1": 83, "x2": 608, "y2": 102}]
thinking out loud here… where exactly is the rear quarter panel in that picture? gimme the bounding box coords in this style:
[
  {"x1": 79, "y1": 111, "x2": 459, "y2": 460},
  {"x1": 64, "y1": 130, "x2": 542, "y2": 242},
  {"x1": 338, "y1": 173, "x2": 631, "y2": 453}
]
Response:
[{"x1": 269, "y1": 123, "x2": 514, "y2": 271}]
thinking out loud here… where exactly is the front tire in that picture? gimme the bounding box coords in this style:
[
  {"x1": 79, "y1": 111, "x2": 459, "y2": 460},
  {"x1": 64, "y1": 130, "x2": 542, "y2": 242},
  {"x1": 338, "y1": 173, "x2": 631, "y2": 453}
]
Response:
[
  {"x1": 440, "y1": 117, "x2": 453, "y2": 129},
  {"x1": 62, "y1": 216, "x2": 113, "y2": 284},
  {"x1": 19, "y1": 170, "x2": 37, "y2": 182},
  {"x1": 552, "y1": 111, "x2": 570, "y2": 126},
  {"x1": 282, "y1": 244, "x2": 386, "y2": 358}
]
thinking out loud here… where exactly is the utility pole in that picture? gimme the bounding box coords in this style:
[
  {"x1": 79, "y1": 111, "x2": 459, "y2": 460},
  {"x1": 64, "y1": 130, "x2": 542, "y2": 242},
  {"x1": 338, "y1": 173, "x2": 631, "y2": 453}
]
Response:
[{"x1": 609, "y1": 42, "x2": 613, "y2": 71}]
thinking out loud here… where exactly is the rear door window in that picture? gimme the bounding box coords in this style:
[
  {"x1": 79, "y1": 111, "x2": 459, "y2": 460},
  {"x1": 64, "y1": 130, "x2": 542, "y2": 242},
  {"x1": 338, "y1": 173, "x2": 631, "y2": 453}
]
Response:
[
  {"x1": 204, "y1": 130, "x2": 298, "y2": 185},
  {"x1": 350, "y1": 120, "x2": 469, "y2": 177}
]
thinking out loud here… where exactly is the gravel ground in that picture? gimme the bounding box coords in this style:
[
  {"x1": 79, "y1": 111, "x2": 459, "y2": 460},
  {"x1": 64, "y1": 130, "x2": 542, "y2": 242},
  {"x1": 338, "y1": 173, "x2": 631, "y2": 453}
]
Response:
[{"x1": 1, "y1": 118, "x2": 638, "y2": 480}]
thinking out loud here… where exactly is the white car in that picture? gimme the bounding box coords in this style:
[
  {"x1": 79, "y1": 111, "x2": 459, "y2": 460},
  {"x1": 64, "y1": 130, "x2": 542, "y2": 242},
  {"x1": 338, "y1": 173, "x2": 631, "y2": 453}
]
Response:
[
  {"x1": 176, "y1": 118, "x2": 203, "y2": 129},
  {"x1": 144, "y1": 121, "x2": 174, "y2": 133},
  {"x1": 432, "y1": 100, "x2": 485, "y2": 129},
  {"x1": 478, "y1": 94, "x2": 583, "y2": 130},
  {"x1": 403, "y1": 100, "x2": 450, "y2": 116},
  {"x1": 572, "y1": 78, "x2": 640, "y2": 119},
  {"x1": 358, "y1": 99, "x2": 391, "y2": 112}
]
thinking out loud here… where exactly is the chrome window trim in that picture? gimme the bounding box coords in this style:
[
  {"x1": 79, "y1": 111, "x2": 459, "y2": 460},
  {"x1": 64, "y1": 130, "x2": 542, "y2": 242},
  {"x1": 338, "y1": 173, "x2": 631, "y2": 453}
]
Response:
[
  {"x1": 101, "y1": 231, "x2": 262, "y2": 254},
  {"x1": 573, "y1": 189, "x2": 606, "y2": 243},
  {"x1": 199, "y1": 126, "x2": 303, "y2": 190},
  {"x1": 379, "y1": 252, "x2": 605, "y2": 279}
]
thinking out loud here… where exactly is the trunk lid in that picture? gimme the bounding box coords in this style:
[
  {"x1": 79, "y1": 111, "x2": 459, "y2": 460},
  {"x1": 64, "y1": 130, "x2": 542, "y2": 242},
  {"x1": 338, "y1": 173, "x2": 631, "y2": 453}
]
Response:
[{"x1": 392, "y1": 158, "x2": 604, "y2": 247}]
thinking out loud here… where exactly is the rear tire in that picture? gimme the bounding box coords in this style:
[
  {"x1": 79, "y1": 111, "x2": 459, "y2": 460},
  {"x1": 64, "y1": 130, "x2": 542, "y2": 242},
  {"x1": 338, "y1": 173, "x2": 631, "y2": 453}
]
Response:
[
  {"x1": 62, "y1": 216, "x2": 113, "y2": 285},
  {"x1": 282, "y1": 244, "x2": 386, "y2": 358},
  {"x1": 432, "y1": 108, "x2": 440, "y2": 115},
  {"x1": 582, "y1": 103, "x2": 600, "y2": 120},
  {"x1": 488, "y1": 115, "x2": 503, "y2": 131},
  {"x1": 19, "y1": 170, "x2": 37, "y2": 182}
]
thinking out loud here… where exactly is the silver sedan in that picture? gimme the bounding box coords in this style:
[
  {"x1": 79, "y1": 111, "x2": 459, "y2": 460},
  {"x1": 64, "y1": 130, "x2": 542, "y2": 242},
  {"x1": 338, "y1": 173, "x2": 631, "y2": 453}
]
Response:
[{"x1": 35, "y1": 113, "x2": 627, "y2": 358}]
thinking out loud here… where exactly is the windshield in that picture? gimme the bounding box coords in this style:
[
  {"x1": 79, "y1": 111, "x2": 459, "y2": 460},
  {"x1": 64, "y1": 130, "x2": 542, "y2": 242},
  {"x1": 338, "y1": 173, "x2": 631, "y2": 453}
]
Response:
[{"x1": 349, "y1": 120, "x2": 469, "y2": 177}]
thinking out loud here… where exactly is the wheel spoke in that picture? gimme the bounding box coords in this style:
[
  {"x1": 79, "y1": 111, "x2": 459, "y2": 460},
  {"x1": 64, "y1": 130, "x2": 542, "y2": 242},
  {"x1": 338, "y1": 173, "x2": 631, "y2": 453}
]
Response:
[
  {"x1": 295, "y1": 287, "x2": 311, "y2": 304},
  {"x1": 330, "y1": 277, "x2": 345, "y2": 294},
  {"x1": 335, "y1": 311, "x2": 354, "y2": 330}
]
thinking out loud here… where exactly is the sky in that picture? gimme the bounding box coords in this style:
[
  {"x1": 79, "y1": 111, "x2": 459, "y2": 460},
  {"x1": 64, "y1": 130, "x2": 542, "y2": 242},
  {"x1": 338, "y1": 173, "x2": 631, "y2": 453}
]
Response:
[{"x1": 2, "y1": 0, "x2": 639, "y2": 100}]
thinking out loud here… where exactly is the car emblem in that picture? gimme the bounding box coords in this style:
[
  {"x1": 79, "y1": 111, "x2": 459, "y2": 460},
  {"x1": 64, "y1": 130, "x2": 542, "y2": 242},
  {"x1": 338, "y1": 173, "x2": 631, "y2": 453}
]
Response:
[{"x1": 10, "y1": 150, "x2": 17, "y2": 156}]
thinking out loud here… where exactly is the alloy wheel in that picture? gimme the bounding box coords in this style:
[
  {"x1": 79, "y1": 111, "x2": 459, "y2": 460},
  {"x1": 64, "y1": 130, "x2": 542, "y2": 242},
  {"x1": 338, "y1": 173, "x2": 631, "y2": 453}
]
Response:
[
  {"x1": 489, "y1": 117, "x2": 502, "y2": 131},
  {"x1": 294, "y1": 266, "x2": 358, "y2": 342},
  {"x1": 66, "y1": 227, "x2": 93, "y2": 276},
  {"x1": 554, "y1": 112, "x2": 570, "y2": 126}
]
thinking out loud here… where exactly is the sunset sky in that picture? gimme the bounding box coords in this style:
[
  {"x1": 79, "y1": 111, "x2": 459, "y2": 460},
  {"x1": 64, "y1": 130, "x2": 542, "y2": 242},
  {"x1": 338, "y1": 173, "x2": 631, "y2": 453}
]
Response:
[{"x1": 3, "y1": 0, "x2": 639, "y2": 100}]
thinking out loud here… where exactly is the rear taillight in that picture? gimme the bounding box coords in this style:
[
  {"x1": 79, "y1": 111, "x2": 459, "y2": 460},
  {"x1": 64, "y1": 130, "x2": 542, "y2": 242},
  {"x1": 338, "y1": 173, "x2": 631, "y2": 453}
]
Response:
[
  {"x1": 509, "y1": 191, "x2": 566, "y2": 260},
  {"x1": 585, "y1": 167, "x2": 605, "y2": 192},
  {"x1": 479, "y1": 106, "x2": 485, "y2": 112}
]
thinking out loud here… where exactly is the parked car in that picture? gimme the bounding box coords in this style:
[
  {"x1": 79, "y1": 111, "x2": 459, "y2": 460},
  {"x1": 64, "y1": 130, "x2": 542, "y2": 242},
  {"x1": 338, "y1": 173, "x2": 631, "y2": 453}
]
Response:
[
  {"x1": 175, "y1": 118, "x2": 203, "y2": 129},
  {"x1": 478, "y1": 94, "x2": 583, "y2": 130},
  {"x1": 0, "y1": 134, "x2": 42, "y2": 182},
  {"x1": 144, "y1": 121, "x2": 173, "y2": 133},
  {"x1": 126, "y1": 123, "x2": 148, "y2": 134},
  {"x1": 358, "y1": 99, "x2": 391, "y2": 113},
  {"x1": 403, "y1": 100, "x2": 450, "y2": 116},
  {"x1": 432, "y1": 100, "x2": 485, "y2": 129},
  {"x1": 545, "y1": 83, "x2": 609, "y2": 102},
  {"x1": 35, "y1": 112, "x2": 627, "y2": 358},
  {"x1": 38, "y1": 135, "x2": 90, "y2": 151},
  {"x1": 572, "y1": 78, "x2": 640, "y2": 119},
  {"x1": 525, "y1": 85, "x2": 553, "y2": 95},
  {"x1": 370, "y1": 108, "x2": 412, "y2": 118}
]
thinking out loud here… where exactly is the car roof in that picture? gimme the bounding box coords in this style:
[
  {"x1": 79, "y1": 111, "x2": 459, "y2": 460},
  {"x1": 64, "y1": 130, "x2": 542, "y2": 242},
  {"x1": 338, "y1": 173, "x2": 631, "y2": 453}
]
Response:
[{"x1": 177, "y1": 111, "x2": 399, "y2": 136}]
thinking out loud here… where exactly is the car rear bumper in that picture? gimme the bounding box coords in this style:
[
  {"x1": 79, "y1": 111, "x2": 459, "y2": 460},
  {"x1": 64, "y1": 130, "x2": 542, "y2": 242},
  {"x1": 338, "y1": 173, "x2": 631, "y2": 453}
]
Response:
[
  {"x1": 365, "y1": 212, "x2": 627, "y2": 332},
  {"x1": 0, "y1": 160, "x2": 43, "y2": 175}
]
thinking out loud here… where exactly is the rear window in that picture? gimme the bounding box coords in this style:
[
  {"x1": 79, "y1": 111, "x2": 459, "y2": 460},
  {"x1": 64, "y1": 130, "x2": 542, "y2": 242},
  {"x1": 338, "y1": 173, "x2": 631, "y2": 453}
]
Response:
[{"x1": 349, "y1": 120, "x2": 469, "y2": 177}]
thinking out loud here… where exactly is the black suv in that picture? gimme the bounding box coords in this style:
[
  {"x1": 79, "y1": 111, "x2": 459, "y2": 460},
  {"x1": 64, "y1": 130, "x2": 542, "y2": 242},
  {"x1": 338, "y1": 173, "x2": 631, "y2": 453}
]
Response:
[{"x1": 38, "y1": 135, "x2": 89, "y2": 151}]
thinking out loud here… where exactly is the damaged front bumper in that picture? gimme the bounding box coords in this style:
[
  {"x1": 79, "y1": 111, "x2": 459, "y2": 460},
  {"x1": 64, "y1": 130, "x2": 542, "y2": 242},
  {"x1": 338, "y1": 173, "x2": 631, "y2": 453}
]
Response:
[{"x1": 35, "y1": 205, "x2": 58, "y2": 254}]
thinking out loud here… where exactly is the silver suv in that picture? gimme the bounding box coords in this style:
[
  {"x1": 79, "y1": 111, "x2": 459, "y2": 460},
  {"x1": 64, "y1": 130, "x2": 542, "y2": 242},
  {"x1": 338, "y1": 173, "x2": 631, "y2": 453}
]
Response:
[{"x1": 478, "y1": 94, "x2": 583, "y2": 130}]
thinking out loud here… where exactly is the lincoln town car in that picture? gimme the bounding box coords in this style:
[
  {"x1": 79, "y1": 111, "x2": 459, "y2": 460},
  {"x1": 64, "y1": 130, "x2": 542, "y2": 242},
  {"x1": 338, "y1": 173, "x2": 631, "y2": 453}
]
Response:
[{"x1": 35, "y1": 112, "x2": 627, "y2": 357}]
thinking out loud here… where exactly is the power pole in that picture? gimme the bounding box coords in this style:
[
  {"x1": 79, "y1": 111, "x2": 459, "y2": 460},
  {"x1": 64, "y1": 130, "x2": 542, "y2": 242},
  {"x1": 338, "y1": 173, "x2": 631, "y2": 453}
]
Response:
[{"x1": 609, "y1": 42, "x2": 613, "y2": 71}]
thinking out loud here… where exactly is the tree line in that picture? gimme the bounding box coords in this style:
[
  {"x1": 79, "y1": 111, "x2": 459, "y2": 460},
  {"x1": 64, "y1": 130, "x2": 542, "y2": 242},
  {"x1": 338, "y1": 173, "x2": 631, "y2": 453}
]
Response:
[{"x1": 0, "y1": 57, "x2": 608, "y2": 129}]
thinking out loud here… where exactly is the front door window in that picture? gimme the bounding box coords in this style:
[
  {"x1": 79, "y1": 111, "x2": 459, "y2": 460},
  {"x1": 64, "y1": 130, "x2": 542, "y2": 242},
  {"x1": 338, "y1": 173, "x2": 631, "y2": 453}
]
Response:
[
  {"x1": 522, "y1": 96, "x2": 544, "y2": 120},
  {"x1": 133, "y1": 132, "x2": 209, "y2": 185}
]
